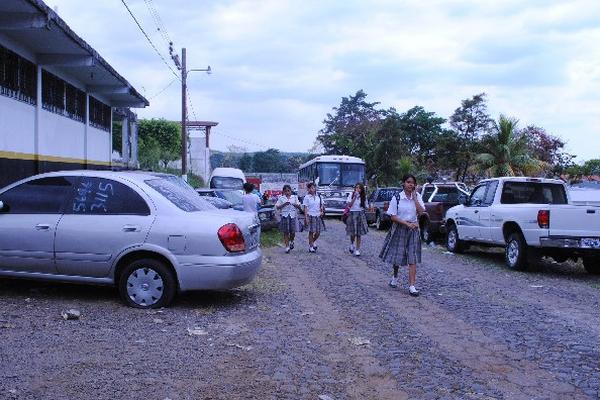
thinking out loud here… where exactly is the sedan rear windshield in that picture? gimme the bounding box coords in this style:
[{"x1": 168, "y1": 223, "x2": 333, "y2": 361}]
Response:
[
  {"x1": 500, "y1": 182, "x2": 567, "y2": 205},
  {"x1": 145, "y1": 179, "x2": 216, "y2": 211}
]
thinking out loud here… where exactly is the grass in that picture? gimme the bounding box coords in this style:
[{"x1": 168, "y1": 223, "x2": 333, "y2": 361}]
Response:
[{"x1": 260, "y1": 229, "x2": 283, "y2": 248}]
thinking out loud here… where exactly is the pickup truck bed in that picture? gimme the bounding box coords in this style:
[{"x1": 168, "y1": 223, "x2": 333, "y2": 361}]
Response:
[{"x1": 444, "y1": 177, "x2": 600, "y2": 274}]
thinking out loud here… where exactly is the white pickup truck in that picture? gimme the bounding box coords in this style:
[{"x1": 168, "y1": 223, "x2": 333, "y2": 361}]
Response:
[{"x1": 444, "y1": 177, "x2": 600, "y2": 274}]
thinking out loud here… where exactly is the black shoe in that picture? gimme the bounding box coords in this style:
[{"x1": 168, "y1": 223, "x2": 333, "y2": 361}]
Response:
[{"x1": 290, "y1": 241, "x2": 294, "y2": 250}]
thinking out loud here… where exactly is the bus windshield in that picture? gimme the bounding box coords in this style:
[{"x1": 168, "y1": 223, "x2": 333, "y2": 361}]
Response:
[{"x1": 317, "y1": 163, "x2": 365, "y2": 187}]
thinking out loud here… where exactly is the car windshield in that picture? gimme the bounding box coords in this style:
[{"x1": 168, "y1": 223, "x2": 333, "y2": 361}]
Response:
[
  {"x1": 376, "y1": 189, "x2": 399, "y2": 202},
  {"x1": 216, "y1": 190, "x2": 244, "y2": 205},
  {"x1": 210, "y1": 176, "x2": 244, "y2": 190},
  {"x1": 145, "y1": 178, "x2": 216, "y2": 211},
  {"x1": 317, "y1": 163, "x2": 365, "y2": 187}
]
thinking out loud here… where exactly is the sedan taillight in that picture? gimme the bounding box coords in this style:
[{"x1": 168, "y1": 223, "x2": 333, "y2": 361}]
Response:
[
  {"x1": 218, "y1": 223, "x2": 246, "y2": 252},
  {"x1": 537, "y1": 210, "x2": 550, "y2": 229}
]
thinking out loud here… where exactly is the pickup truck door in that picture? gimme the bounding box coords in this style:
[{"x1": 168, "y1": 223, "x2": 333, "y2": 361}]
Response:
[
  {"x1": 478, "y1": 180, "x2": 500, "y2": 242},
  {"x1": 459, "y1": 184, "x2": 488, "y2": 240}
]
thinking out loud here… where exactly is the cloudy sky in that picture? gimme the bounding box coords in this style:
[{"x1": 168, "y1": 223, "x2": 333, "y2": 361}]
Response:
[{"x1": 50, "y1": 0, "x2": 600, "y2": 160}]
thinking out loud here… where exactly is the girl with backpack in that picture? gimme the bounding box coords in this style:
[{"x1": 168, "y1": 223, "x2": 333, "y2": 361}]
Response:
[
  {"x1": 275, "y1": 184, "x2": 301, "y2": 253},
  {"x1": 379, "y1": 174, "x2": 425, "y2": 296},
  {"x1": 345, "y1": 183, "x2": 369, "y2": 256},
  {"x1": 303, "y1": 182, "x2": 325, "y2": 253}
]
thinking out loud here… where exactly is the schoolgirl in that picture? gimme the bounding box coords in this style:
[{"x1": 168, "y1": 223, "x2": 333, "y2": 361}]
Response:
[
  {"x1": 275, "y1": 184, "x2": 302, "y2": 253},
  {"x1": 346, "y1": 182, "x2": 369, "y2": 256},
  {"x1": 379, "y1": 174, "x2": 425, "y2": 296},
  {"x1": 302, "y1": 182, "x2": 325, "y2": 253}
]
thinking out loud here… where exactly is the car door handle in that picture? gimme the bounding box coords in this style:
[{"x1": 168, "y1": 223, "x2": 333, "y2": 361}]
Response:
[
  {"x1": 35, "y1": 223, "x2": 51, "y2": 231},
  {"x1": 474, "y1": 210, "x2": 479, "y2": 214},
  {"x1": 122, "y1": 225, "x2": 141, "y2": 232}
]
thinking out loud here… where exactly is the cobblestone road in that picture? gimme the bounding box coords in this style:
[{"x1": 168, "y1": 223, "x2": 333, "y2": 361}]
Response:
[{"x1": 1, "y1": 220, "x2": 599, "y2": 399}]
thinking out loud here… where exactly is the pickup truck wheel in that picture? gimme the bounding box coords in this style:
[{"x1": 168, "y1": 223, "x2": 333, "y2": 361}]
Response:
[
  {"x1": 420, "y1": 220, "x2": 433, "y2": 243},
  {"x1": 583, "y1": 256, "x2": 600, "y2": 274},
  {"x1": 375, "y1": 212, "x2": 383, "y2": 230},
  {"x1": 505, "y1": 232, "x2": 529, "y2": 271},
  {"x1": 446, "y1": 224, "x2": 465, "y2": 253},
  {"x1": 118, "y1": 258, "x2": 177, "y2": 309}
]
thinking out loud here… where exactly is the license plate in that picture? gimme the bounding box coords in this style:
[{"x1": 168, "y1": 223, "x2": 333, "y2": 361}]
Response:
[{"x1": 581, "y1": 238, "x2": 600, "y2": 249}]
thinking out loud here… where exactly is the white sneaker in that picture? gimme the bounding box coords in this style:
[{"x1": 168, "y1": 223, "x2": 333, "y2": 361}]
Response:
[
  {"x1": 285, "y1": 246, "x2": 290, "y2": 253},
  {"x1": 308, "y1": 246, "x2": 315, "y2": 253},
  {"x1": 409, "y1": 285, "x2": 420, "y2": 297},
  {"x1": 354, "y1": 249, "x2": 361, "y2": 256},
  {"x1": 389, "y1": 277, "x2": 398, "y2": 288},
  {"x1": 349, "y1": 244, "x2": 355, "y2": 254},
  {"x1": 290, "y1": 241, "x2": 295, "y2": 250}
]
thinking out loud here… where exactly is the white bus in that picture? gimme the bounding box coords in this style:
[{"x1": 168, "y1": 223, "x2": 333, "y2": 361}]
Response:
[{"x1": 298, "y1": 155, "x2": 366, "y2": 215}]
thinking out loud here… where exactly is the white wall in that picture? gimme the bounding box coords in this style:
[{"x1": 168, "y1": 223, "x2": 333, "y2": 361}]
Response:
[
  {"x1": 39, "y1": 110, "x2": 86, "y2": 160},
  {"x1": 87, "y1": 126, "x2": 110, "y2": 163},
  {"x1": 0, "y1": 95, "x2": 35, "y2": 154}
]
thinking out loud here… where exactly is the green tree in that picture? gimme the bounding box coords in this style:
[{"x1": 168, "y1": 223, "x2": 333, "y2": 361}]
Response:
[
  {"x1": 582, "y1": 159, "x2": 600, "y2": 175},
  {"x1": 398, "y1": 106, "x2": 446, "y2": 166},
  {"x1": 476, "y1": 115, "x2": 540, "y2": 177},
  {"x1": 317, "y1": 90, "x2": 384, "y2": 158},
  {"x1": 112, "y1": 120, "x2": 122, "y2": 154},
  {"x1": 522, "y1": 125, "x2": 572, "y2": 175},
  {"x1": 252, "y1": 148, "x2": 284, "y2": 172},
  {"x1": 138, "y1": 119, "x2": 181, "y2": 168},
  {"x1": 371, "y1": 112, "x2": 405, "y2": 185},
  {"x1": 448, "y1": 93, "x2": 494, "y2": 181},
  {"x1": 239, "y1": 153, "x2": 253, "y2": 172}
]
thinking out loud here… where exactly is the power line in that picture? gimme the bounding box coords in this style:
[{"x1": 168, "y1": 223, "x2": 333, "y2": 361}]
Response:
[
  {"x1": 120, "y1": 0, "x2": 180, "y2": 80},
  {"x1": 147, "y1": 77, "x2": 177, "y2": 100},
  {"x1": 143, "y1": 0, "x2": 172, "y2": 49}
]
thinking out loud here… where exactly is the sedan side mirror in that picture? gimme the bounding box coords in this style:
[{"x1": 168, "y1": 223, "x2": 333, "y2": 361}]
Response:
[{"x1": 458, "y1": 194, "x2": 468, "y2": 205}]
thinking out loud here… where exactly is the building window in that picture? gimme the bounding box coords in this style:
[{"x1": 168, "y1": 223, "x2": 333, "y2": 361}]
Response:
[
  {"x1": 42, "y1": 70, "x2": 86, "y2": 123},
  {"x1": 89, "y1": 96, "x2": 111, "y2": 132},
  {"x1": 42, "y1": 70, "x2": 65, "y2": 114},
  {"x1": 0, "y1": 44, "x2": 37, "y2": 105},
  {"x1": 65, "y1": 82, "x2": 86, "y2": 122}
]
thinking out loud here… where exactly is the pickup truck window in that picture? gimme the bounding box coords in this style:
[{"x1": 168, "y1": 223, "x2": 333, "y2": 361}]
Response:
[
  {"x1": 422, "y1": 186, "x2": 435, "y2": 202},
  {"x1": 469, "y1": 184, "x2": 488, "y2": 206},
  {"x1": 430, "y1": 187, "x2": 461, "y2": 203},
  {"x1": 483, "y1": 181, "x2": 499, "y2": 205},
  {"x1": 500, "y1": 182, "x2": 567, "y2": 205}
]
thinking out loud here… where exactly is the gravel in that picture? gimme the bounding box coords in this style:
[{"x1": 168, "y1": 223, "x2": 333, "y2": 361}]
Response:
[{"x1": 0, "y1": 219, "x2": 598, "y2": 399}]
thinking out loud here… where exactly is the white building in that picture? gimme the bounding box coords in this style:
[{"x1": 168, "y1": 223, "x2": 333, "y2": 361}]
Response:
[{"x1": 0, "y1": 0, "x2": 148, "y2": 188}]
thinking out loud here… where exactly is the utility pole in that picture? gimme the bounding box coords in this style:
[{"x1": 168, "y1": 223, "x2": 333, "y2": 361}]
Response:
[{"x1": 180, "y1": 47, "x2": 187, "y2": 180}]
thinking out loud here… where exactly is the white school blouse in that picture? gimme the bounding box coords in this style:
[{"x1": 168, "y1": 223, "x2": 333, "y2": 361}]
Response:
[
  {"x1": 346, "y1": 193, "x2": 369, "y2": 211},
  {"x1": 276, "y1": 195, "x2": 300, "y2": 218},
  {"x1": 302, "y1": 194, "x2": 322, "y2": 217},
  {"x1": 386, "y1": 191, "x2": 424, "y2": 223}
]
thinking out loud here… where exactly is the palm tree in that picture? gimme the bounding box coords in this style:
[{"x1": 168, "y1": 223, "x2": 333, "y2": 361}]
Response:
[{"x1": 476, "y1": 115, "x2": 541, "y2": 177}]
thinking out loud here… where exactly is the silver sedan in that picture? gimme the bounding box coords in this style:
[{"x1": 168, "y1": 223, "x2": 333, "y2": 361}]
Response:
[{"x1": 0, "y1": 171, "x2": 262, "y2": 308}]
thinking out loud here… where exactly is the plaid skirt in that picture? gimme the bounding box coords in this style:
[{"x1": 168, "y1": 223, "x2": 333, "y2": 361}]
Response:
[
  {"x1": 279, "y1": 216, "x2": 297, "y2": 235},
  {"x1": 346, "y1": 210, "x2": 369, "y2": 236},
  {"x1": 379, "y1": 223, "x2": 421, "y2": 266},
  {"x1": 307, "y1": 215, "x2": 326, "y2": 233}
]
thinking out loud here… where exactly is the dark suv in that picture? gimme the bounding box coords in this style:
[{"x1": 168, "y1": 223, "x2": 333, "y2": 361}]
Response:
[
  {"x1": 368, "y1": 187, "x2": 402, "y2": 230},
  {"x1": 418, "y1": 182, "x2": 469, "y2": 242}
]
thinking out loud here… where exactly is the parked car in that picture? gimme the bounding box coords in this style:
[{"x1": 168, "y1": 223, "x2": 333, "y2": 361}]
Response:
[
  {"x1": 208, "y1": 167, "x2": 246, "y2": 190},
  {"x1": 418, "y1": 182, "x2": 470, "y2": 242},
  {"x1": 196, "y1": 189, "x2": 278, "y2": 231},
  {"x1": 368, "y1": 187, "x2": 402, "y2": 230},
  {"x1": 0, "y1": 171, "x2": 262, "y2": 308},
  {"x1": 444, "y1": 177, "x2": 600, "y2": 273},
  {"x1": 202, "y1": 196, "x2": 234, "y2": 209}
]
